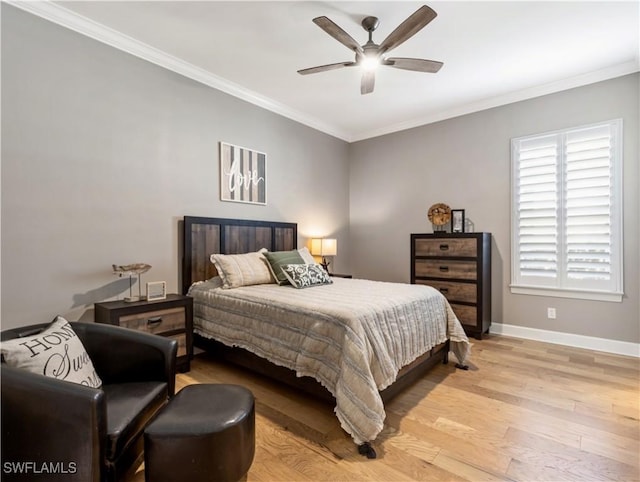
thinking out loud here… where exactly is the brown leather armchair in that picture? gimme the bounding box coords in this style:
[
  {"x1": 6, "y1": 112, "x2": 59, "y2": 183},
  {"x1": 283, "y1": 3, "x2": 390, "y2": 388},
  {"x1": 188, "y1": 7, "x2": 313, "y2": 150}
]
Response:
[{"x1": 1, "y1": 322, "x2": 177, "y2": 482}]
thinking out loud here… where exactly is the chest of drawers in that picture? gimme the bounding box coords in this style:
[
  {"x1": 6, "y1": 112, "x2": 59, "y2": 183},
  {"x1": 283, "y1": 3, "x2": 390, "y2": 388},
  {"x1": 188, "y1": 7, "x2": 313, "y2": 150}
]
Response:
[
  {"x1": 411, "y1": 233, "x2": 491, "y2": 339},
  {"x1": 95, "y1": 294, "x2": 193, "y2": 371}
]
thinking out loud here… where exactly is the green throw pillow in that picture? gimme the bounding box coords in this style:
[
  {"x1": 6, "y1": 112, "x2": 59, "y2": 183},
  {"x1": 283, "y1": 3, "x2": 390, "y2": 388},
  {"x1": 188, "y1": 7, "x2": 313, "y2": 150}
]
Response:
[{"x1": 263, "y1": 250, "x2": 304, "y2": 285}]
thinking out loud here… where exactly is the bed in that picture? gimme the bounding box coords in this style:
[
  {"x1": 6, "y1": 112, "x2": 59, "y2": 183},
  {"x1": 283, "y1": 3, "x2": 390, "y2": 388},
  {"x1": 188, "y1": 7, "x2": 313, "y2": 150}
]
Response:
[{"x1": 181, "y1": 216, "x2": 470, "y2": 458}]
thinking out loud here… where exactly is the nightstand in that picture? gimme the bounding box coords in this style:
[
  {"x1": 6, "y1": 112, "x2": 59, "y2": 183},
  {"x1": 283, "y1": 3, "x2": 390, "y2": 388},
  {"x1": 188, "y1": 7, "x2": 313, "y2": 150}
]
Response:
[
  {"x1": 330, "y1": 273, "x2": 353, "y2": 278},
  {"x1": 95, "y1": 294, "x2": 193, "y2": 372}
]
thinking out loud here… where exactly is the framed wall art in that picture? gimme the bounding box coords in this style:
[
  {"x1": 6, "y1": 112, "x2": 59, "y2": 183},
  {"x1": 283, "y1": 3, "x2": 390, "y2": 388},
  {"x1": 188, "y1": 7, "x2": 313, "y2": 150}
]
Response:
[
  {"x1": 220, "y1": 142, "x2": 266, "y2": 205},
  {"x1": 451, "y1": 209, "x2": 465, "y2": 233}
]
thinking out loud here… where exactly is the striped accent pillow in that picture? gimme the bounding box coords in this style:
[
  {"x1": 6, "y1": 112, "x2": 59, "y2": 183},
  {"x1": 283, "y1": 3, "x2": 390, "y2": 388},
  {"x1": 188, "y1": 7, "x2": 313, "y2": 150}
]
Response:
[
  {"x1": 263, "y1": 250, "x2": 305, "y2": 285},
  {"x1": 210, "y1": 249, "x2": 274, "y2": 289}
]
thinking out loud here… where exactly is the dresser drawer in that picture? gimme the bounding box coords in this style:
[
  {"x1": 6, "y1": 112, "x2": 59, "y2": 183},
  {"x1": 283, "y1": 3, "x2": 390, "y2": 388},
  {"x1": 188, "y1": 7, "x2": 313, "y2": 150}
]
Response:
[
  {"x1": 414, "y1": 238, "x2": 477, "y2": 257},
  {"x1": 416, "y1": 280, "x2": 477, "y2": 303},
  {"x1": 119, "y1": 307, "x2": 185, "y2": 335},
  {"x1": 414, "y1": 259, "x2": 477, "y2": 280},
  {"x1": 450, "y1": 304, "x2": 477, "y2": 327}
]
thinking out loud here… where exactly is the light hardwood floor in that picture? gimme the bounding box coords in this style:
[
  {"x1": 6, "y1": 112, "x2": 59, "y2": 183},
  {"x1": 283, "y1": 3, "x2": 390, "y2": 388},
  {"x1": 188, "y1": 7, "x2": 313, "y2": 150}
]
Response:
[{"x1": 133, "y1": 335, "x2": 639, "y2": 481}]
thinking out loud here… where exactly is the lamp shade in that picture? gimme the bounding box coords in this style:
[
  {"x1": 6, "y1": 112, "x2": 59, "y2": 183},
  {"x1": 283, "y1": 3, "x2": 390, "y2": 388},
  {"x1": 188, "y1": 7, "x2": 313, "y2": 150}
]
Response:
[{"x1": 310, "y1": 238, "x2": 337, "y2": 256}]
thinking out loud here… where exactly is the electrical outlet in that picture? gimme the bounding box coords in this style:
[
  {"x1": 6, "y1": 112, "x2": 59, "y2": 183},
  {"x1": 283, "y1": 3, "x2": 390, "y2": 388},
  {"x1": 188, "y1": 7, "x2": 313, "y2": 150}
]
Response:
[{"x1": 547, "y1": 307, "x2": 556, "y2": 319}]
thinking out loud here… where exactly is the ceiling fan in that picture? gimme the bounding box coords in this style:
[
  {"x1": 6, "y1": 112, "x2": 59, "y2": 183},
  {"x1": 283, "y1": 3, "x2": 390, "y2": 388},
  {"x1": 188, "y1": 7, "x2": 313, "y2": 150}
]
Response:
[{"x1": 297, "y1": 5, "x2": 443, "y2": 95}]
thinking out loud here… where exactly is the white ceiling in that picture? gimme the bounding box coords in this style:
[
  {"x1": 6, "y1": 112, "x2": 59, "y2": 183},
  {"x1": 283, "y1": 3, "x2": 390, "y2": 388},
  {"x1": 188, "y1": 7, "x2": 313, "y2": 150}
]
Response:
[{"x1": 14, "y1": 1, "x2": 640, "y2": 142}]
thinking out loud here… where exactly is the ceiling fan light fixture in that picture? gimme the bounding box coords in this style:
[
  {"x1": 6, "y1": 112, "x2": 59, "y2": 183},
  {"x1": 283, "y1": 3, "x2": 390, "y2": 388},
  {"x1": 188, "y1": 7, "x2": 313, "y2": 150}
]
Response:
[
  {"x1": 361, "y1": 54, "x2": 380, "y2": 71},
  {"x1": 299, "y1": 5, "x2": 442, "y2": 94}
]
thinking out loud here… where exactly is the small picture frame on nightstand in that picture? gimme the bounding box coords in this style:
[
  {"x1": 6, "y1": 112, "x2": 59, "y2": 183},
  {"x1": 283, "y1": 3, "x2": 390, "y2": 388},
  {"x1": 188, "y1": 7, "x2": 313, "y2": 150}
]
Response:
[
  {"x1": 146, "y1": 281, "x2": 167, "y2": 301},
  {"x1": 451, "y1": 209, "x2": 465, "y2": 233}
]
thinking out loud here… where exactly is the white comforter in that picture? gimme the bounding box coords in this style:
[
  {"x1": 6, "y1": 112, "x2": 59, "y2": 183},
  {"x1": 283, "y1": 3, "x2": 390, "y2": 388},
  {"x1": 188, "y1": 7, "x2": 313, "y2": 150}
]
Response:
[{"x1": 189, "y1": 277, "x2": 470, "y2": 444}]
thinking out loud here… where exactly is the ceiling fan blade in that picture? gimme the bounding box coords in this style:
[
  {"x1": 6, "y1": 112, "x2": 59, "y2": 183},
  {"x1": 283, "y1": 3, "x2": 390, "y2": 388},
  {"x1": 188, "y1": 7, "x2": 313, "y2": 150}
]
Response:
[
  {"x1": 361, "y1": 70, "x2": 375, "y2": 95},
  {"x1": 384, "y1": 57, "x2": 443, "y2": 73},
  {"x1": 297, "y1": 61, "x2": 357, "y2": 75},
  {"x1": 313, "y1": 16, "x2": 364, "y2": 54},
  {"x1": 378, "y1": 5, "x2": 437, "y2": 54}
]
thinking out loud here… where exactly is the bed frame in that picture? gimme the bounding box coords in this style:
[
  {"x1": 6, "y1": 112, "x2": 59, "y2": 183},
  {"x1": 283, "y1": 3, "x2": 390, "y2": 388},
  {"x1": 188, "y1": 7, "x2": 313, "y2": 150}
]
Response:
[{"x1": 181, "y1": 216, "x2": 450, "y2": 455}]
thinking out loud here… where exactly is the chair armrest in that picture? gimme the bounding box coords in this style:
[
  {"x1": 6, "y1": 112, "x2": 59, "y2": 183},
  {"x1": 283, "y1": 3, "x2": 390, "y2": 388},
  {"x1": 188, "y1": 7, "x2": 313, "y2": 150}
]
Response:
[
  {"x1": 74, "y1": 323, "x2": 177, "y2": 396},
  {"x1": 1, "y1": 366, "x2": 105, "y2": 482}
]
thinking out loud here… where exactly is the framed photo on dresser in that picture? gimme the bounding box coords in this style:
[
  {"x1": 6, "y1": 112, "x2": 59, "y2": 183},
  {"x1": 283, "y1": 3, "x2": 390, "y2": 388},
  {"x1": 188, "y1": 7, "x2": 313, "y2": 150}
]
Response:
[{"x1": 451, "y1": 209, "x2": 465, "y2": 233}]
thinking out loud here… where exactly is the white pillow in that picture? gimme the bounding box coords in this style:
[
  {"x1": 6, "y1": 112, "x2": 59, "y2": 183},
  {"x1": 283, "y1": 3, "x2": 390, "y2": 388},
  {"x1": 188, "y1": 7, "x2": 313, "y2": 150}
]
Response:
[
  {"x1": 210, "y1": 248, "x2": 274, "y2": 289},
  {"x1": 1, "y1": 316, "x2": 102, "y2": 388},
  {"x1": 298, "y1": 247, "x2": 316, "y2": 264},
  {"x1": 281, "y1": 263, "x2": 333, "y2": 289}
]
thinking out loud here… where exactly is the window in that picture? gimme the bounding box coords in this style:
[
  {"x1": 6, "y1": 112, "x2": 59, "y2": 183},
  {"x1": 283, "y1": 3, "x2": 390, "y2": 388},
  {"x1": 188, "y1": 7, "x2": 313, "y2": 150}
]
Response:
[{"x1": 511, "y1": 119, "x2": 623, "y2": 302}]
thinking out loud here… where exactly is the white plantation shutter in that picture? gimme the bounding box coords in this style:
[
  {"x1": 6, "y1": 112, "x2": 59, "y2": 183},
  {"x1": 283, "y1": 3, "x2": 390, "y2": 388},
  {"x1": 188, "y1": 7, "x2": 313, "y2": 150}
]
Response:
[
  {"x1": 515, "y1": 134, "x2": 559, "y2": 284},
  {"x1": 565, "y1": 125, "x2": 615, "y2": 284},
  {"x1": 511, "y1": 120, "x2": 623, "y2": 301}
]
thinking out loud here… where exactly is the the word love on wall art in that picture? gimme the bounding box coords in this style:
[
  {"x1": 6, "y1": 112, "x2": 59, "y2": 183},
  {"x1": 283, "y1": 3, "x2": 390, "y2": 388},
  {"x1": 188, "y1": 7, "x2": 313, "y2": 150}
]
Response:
[{"x1": 220, "y1": 142, "x2": 267, "y2": 205}]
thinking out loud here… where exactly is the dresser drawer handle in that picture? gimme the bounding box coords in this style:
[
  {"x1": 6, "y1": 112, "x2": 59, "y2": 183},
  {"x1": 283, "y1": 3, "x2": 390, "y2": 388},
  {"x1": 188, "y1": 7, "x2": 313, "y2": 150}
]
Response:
[
  {"x1": 439, "y1": 287, "x2": 449, "y2": 293},
  {"x1": 147, "y1": 316, "x2": 163, "y2": 326},
  {"x1": 439, "y1": 266, "x2": 449, "y2": 272},
  {"x1": 439, "y1": 244, "x2": 449, "y2": 251}
]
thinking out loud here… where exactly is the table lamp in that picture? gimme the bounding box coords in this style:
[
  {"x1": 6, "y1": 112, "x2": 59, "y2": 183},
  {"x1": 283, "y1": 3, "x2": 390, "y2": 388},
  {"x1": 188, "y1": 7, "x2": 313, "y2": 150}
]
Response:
[{"x1": 310, "y1": 238, "x2": 337, "y2": 273}]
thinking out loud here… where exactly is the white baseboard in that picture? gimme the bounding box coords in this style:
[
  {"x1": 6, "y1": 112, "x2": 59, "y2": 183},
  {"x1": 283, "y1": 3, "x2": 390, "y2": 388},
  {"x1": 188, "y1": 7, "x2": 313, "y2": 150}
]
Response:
[{"x1": 490, "y1": 323, "x2": 640, "y2": 358}]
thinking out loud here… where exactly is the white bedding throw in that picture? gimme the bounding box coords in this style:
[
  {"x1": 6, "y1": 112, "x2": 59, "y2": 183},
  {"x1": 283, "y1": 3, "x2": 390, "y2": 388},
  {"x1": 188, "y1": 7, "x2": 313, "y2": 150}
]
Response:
[{"x1": 189, "y1": 277, "x2": 470, "y2": 444}]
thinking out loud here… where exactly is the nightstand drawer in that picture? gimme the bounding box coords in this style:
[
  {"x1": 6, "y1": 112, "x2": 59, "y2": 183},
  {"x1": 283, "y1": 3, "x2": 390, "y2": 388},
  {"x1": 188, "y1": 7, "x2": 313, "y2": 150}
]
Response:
[
  {"x1": 119, "y1": 307, "x2": 186, "y2": 335},
  {"x1": 414, "y1": 238, "x2": 477, "y2": 257},
  {"x1": 450, "y1": 303, "x2": 477, "y2": 326},
  {"x1": 168, "y1": 333, "x2": 188, "y2": 358},
  {"x1": 416, "y1": 280, "x2": 477, "y2": 303},
  {"x1": 95, "y1": 294, "x2": 193, "y2": 372},
  {"x1": 414, "y1": 259, "x2": 477, "y2": 280}
]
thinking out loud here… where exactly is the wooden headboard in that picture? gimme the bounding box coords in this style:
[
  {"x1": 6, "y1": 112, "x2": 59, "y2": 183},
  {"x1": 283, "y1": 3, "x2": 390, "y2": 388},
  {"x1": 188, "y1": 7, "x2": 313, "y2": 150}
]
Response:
[{"x1": 182, "y1": 216, "x2": 298, "y2": 294}]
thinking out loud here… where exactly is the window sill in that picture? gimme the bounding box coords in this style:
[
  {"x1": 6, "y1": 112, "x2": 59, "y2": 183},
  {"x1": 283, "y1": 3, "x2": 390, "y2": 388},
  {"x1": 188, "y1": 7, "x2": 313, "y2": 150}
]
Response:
[{"x1": 510, "y1": 285, "x2": 623, "y2": 303}]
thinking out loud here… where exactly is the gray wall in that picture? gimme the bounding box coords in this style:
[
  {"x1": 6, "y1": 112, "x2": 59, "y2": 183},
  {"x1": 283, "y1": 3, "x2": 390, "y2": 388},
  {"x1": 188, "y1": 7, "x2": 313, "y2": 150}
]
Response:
[
  {"x1": 2, "y1": 5, "x2": 638, "y2": 346},
  {"x1": 349, "y1": 74, "x2": 639, "y2": 344},
  {"x1": 1, "y1": 5, "x2": 350, "y2": 328}
]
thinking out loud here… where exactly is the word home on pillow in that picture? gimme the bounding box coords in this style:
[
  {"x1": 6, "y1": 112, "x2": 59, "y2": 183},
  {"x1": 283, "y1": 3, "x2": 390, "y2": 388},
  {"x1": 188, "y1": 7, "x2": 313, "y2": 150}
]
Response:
[{"x1": 1, "y1": 316, "x2": 102, "y2": 388}]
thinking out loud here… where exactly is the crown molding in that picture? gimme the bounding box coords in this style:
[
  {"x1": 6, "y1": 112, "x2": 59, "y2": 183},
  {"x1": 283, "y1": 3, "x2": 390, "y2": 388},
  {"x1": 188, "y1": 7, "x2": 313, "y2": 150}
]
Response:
[
  {"x1": 5, "y1": 0, "x2": 352, "y2": 142},
  {"x1": 350, "y1": 60, "x2": 640, "y2": 142},
  {"x1": 6, "y1": 1, "x2": 639, "y2": 144}
]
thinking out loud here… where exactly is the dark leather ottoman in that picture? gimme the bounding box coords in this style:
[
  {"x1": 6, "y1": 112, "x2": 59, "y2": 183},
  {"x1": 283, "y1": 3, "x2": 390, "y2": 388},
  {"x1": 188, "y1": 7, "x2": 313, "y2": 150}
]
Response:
[{"x1": 144, "y1": 384, "x2": 255, "y2": 482}]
